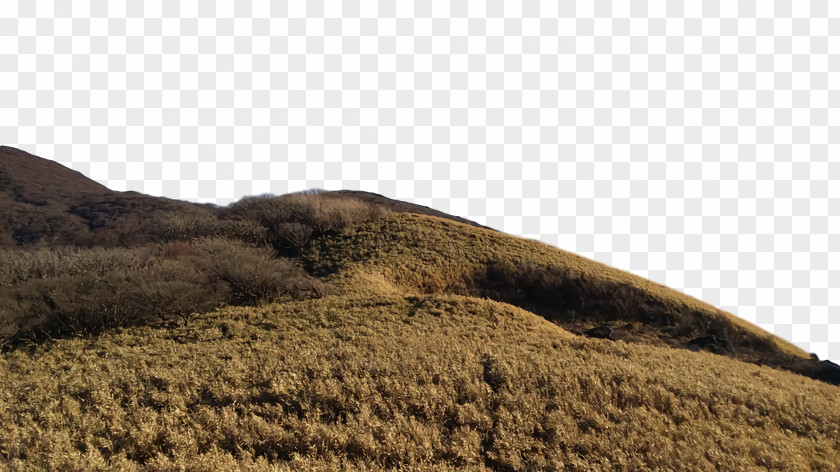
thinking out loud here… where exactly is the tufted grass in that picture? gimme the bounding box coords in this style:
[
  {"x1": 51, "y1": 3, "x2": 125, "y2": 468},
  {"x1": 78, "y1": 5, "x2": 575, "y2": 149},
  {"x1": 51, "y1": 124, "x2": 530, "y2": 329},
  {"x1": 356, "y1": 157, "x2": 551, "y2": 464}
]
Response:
[
  {"x1": 305, "y1": 213, "x2": 816, "y2": 375},
  {"x1": 1, "y1": 294, "x2": 838, "y2": 470}
]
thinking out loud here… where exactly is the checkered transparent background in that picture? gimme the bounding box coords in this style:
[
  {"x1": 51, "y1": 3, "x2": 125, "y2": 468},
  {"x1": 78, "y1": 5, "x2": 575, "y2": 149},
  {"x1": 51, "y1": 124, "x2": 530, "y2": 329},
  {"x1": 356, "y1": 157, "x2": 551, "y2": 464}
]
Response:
[{"x1": 1, "y1": 1, "x2": 838, "y2": 362}]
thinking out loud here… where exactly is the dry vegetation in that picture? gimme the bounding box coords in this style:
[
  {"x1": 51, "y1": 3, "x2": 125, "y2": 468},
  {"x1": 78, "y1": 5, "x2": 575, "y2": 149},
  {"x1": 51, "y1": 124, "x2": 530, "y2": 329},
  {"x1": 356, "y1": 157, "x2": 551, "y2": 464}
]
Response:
[
  {"x1": 0, "y1": 239, "x2": 327, "y2": 347},
  {"x1": 304, "y1": 213, "x2": 836, "y2": 383},
  {"x1": 0, "y1": 193, "x2": 388, "y2": 348},
  {"x1": 226, "y1": 192, "x2": 389, "y2": 256},
  {"x1": 1, "y1": 153, "x2": 839, "y2": 470},
  {"x1": 1, "y1": 295, "x2": 838, "y2": 471}
]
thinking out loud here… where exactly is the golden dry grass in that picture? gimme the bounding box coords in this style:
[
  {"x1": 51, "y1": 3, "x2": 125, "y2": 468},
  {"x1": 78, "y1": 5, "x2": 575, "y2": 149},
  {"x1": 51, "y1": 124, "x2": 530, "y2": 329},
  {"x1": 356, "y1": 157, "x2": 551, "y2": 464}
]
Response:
[
  {"x1": 305, "y1": 213, "x2": 813, "y2": 367},
  {"x1": 1, "y1": 294, "x2": 838, "y2": 471},
  {"x1": 2, "y1": 204, "x2": 838, "y2": 470}
]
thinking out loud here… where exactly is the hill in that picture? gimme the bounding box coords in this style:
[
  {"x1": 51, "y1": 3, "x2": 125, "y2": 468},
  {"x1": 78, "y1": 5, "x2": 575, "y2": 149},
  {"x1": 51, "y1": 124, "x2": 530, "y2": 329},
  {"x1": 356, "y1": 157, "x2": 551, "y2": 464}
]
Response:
[
  {"x1": 0, "y1": 147, "x2": 488, "y2": 248},
  {"x1": 0, "y1": 146, "x2": 215, "y2": 247},
  {"x1": 0, "y1": 146, "x2": 838, "y2": 470},
  {"x1": 303, "y1": 212, "x2": 834, "y2": 384}
]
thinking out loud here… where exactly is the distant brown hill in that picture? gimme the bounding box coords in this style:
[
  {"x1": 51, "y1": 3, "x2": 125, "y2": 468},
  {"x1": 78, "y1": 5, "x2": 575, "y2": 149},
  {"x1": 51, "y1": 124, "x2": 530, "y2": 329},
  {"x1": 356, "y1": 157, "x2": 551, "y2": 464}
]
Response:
[
  {"x1": 0, "y1": 147, "x2": 488, "y2": 247},
  {"x1": 0, "y1": 146, "x2": 214, "y2": 246}
]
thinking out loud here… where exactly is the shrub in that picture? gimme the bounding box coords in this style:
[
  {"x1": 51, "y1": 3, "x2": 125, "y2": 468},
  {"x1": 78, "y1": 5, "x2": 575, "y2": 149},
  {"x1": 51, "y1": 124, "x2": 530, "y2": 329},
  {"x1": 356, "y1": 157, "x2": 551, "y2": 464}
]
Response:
[
  {"x1": 477, "y1": 260, "x2": 581, "y2": 316},
  {"x1": 227, "y1": 193, "x2": 388, "y2": 254},
  {"x1": 0, "y1": 245, "x2": 158, "y2": 287},
  {"x1": 0, "y1": 261, "x2": 223, "y2": 344},
  {"x1": 193, "y1": 238, "x2": 332, "y2": 304},
  {"x1": 271, "y1": 222, "x2": 315, "y2": 252},
  {"x1": 125, "y1": 259, "x2": 229, "y2": 324},
  {"x1": 16, "y1": 275, "x2": 136, "y2": 338},
  {"x1": 0, "y1": 237, "x2": 334, "y2": 347},
  {"x1": 148, "y1": 213, "x2": 268, "y2": 245}
]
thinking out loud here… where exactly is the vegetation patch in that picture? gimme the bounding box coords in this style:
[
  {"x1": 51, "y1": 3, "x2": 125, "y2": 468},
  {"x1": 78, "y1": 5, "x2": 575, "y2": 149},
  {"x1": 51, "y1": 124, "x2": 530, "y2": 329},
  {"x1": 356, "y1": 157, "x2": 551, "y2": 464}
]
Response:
[
  {"x1": 0, "y1": 295, "x2": 838, "y2": 470},
  {"x1": 0, "y1": 238, "x2": 329, "y2": 347},
  {"x1": 0, "y1": 192, "x2": 389, "y2": 348},
  {"x1": 2, "y1": 148, "x2": 838, "y2": 469},
  {"x1": 304, "y1": 212, "x2": 828, "y2": 384}
]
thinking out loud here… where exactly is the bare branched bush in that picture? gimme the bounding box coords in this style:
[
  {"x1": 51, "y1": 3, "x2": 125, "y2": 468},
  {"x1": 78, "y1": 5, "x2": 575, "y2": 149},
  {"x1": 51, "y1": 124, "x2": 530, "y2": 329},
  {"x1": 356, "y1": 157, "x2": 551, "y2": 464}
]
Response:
[
  {"x1": 0, "y1": 245, "x2": 158, "y2": 286},
  {"x1": 0, "y1": 236, "x2": 333, "y2": 346},
  {"x1": 227, "y1": 193, "x2": 388, "y2": 254},
  {"x1": 193, "y1": 238, "x2": 331, "y2": 304},
  {"x1": 20, "y1": 275, "x2": 135, "y2": 338},
  {"x1": 0, "y1": 190, "x2": 384, "y2": 348},
  {"x1": 149, "y1": 213, "x2": 268, "y2": 245},
  {"x1": 125, "y1": 259, "x2": 229, "y2": 324},
  {"x1": 271, "y1": 222, "x2": 315, "y2": 252},
  {"x1": 1, "y1": 261, "x2": 222, "y2": 342},
  {"x1": 478, "y1": 260, "x2": 578, "y2": 314}
]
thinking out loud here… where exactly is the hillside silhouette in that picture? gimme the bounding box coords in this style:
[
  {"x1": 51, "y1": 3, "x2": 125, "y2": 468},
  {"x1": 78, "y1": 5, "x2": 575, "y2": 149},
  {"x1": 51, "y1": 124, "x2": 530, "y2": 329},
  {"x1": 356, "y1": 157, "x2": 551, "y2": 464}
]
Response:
[
  {"x1": 1, "y1": 146, "x2": 838, "y2": 470},
  {"x1": 0, "y1": 146, "x2": 489, "y2": 249}
]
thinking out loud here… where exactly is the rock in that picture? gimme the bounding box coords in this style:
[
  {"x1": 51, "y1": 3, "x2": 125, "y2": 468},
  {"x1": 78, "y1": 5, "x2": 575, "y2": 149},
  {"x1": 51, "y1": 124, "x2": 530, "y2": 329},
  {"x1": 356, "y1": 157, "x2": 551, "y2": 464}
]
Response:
[{"x1": 583, "y1": 326, "x2": 613, "y2": 340}]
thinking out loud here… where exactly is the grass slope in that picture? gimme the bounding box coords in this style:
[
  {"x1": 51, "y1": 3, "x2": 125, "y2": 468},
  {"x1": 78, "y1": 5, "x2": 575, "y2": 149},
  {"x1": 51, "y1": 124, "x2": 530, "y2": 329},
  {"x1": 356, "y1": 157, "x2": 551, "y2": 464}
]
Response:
[
  {"x1": 2, "y1": 294, "x2": 838, "y2": 471},
  {"x1": 304, "y1": 213, "x2": 818, "y2": 376}
]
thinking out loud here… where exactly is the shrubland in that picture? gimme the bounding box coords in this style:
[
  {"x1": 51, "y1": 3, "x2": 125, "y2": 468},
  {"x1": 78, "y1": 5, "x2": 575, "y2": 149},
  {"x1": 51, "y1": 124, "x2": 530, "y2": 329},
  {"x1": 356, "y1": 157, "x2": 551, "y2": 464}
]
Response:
[
  {"x1": 0, "y1": 239, "x2": 325, "y2": 346},
  {"x1": 0, "y1": 192, "x2": 386, "y2": 348}
]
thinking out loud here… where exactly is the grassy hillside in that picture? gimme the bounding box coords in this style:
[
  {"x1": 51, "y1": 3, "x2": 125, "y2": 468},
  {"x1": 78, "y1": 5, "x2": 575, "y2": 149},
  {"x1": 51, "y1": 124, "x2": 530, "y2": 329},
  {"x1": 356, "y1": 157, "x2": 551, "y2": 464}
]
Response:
[
  {"x1": 303, "y1": 213, "x2": 830, "y2": 379},
  {"x1": 2, "y1": 148, "x2": 839, "y2": 470},
  {"x1": 2, "y1": 294, "x2": 839, "y2": 471}
]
